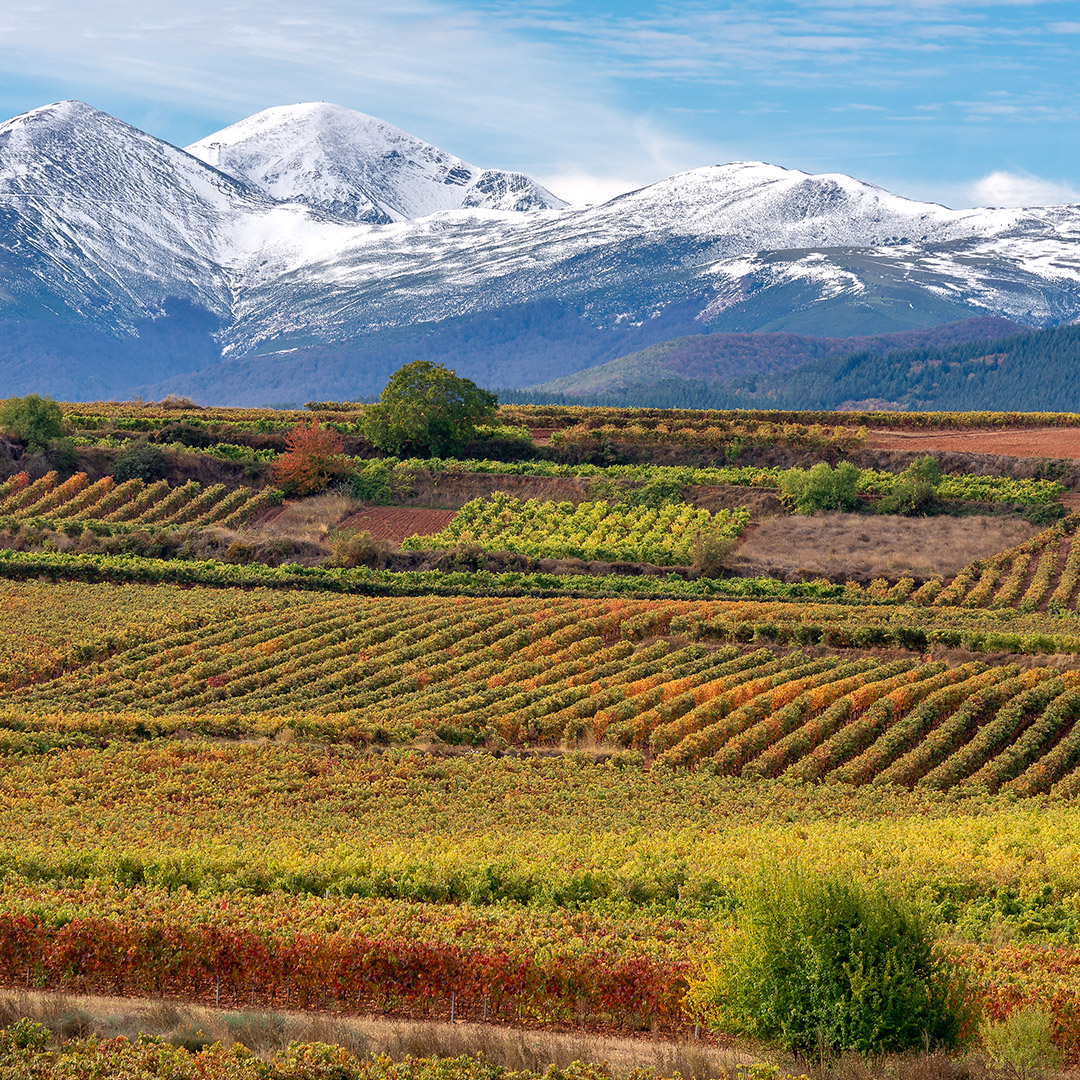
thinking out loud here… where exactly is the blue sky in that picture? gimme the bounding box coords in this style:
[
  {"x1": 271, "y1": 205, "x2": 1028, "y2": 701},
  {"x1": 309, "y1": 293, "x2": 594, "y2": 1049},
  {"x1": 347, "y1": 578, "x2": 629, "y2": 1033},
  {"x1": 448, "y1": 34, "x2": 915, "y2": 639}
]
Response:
[{"x1": 1, "y1": 0, "x2": 1078, "y2": 208}]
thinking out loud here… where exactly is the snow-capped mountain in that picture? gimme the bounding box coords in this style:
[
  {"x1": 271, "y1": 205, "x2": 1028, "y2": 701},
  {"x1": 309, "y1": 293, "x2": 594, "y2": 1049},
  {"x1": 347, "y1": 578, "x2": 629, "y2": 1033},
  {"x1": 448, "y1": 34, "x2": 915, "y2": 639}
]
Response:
[
  {"x1": 186, "y1": 103, "x2": 566, "y2": 223},
  {"x1": 0, "y1": 99, "x2": 1079, "y2": 403},
  {"x1": 0, "y1": 99, "x2": 266, "y2": 323}
]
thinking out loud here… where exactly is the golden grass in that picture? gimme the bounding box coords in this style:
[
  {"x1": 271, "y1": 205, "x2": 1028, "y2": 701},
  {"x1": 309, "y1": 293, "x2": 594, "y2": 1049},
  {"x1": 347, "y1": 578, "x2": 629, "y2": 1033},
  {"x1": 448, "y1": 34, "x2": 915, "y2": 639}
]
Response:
[
  {"x1": 0, "y1": 991, "x2": 749, "y2": 1077},
  {"x1": 734, "y1": 513, "x2": 1039, "y2": 582}
]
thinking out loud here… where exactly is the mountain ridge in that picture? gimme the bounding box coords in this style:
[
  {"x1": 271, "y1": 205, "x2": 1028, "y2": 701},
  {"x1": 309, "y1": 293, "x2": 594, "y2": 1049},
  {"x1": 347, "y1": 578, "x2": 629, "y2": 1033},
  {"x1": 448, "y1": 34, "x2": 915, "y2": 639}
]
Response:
[
  {"x1": 1, "y1": 99, "x2": 1079, "y2": 403},
  {"x1": 186, "y1": 102, "x2": 566, "y2": 223}
]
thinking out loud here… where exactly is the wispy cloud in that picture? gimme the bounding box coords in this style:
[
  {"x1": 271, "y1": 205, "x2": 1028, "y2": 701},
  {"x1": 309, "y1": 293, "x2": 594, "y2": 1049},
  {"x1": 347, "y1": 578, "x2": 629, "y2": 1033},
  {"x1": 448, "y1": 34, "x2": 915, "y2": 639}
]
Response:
[{"x1": 0, "y1": 0, "x2": 1075, "y2": 210}]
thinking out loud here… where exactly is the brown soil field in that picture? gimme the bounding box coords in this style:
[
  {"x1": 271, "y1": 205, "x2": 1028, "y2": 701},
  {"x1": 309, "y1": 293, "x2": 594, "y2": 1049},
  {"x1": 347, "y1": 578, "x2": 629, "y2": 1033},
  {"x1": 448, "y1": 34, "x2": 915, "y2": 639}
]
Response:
[
  {"x1": 341, "y1": 506, "x2": 457, "y2": 543},
  {"x1": 733, "y1": 511, "x2": 1039, "y2": 583},
  {"x1": 867, "y1": 427, "x2": 1080, "y2": 459}
]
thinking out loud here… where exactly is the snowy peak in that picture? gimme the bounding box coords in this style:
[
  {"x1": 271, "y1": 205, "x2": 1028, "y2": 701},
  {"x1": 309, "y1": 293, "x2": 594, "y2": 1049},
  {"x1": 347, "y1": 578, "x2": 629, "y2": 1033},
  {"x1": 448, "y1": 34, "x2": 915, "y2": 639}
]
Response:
[
  {"x1": 186, "y1": 102, "x2": 566, "y2": 223},
  {"x1": 0, "y1": 99, "x2": 261, "y2": 208},
  {"x1": 0, "y1": 100, "x2": 277, "y2": 325},
  {"x1": 593, "y1": 161, "x2": 1046, "y2": 251}
]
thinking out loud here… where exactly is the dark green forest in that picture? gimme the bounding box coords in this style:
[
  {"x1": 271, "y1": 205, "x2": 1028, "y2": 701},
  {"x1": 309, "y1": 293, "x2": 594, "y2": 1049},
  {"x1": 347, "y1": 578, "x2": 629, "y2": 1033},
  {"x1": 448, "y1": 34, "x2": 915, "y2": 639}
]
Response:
[{"x1": 506, "y1": 323, "x2": 1080, "y2": 412}]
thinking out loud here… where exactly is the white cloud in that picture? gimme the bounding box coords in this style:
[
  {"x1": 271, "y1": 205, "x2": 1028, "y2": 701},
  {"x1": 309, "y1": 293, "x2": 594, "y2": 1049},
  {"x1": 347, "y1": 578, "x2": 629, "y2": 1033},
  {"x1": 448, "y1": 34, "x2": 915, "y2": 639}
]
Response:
[
  {"x1": 538, "y1": 172, "x2": 645, "y2": 206},
  {"x1": 968, "y1": 170, "x2": 1080, "y2": 207}
]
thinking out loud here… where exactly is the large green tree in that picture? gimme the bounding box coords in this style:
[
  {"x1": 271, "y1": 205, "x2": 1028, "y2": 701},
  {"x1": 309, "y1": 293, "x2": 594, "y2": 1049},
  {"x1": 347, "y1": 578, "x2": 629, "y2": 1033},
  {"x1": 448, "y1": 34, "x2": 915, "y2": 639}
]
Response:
[
  {"x1": 0, "y1": 394, "x2": 63, "y2": 451},
  {"x1": 362, "y1": 361, "x2": 497, "y2": 457}
]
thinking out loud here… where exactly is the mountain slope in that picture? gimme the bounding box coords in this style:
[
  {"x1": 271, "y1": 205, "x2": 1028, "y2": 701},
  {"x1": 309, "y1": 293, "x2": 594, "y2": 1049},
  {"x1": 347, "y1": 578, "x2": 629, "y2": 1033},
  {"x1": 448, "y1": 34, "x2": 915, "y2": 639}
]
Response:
[
  {"x1": 527, "y1": 316, "x2": 1027, "y2": 397},
  {"x1": 1, "y1": 101, "x2": 1080, "y2": 403},
  {"x1": 186, "y1": 103, "x2": 566, "y2": 223},
  {"x1": 509, "y1": 322, "x2": 1080, "y2": 412},
  {"x1": 712, "y1": 321, "x2": 1080, "y2": 412},
  {"x1": 0, "y1": 100, "x2": 267, "y2": 327}
]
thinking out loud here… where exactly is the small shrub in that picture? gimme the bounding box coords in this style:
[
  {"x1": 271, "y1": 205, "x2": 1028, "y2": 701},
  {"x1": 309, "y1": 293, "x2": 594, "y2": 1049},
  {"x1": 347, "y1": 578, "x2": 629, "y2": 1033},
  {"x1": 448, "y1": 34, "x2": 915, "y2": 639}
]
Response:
[
  {"x1": 691, "y1": 529, "x2": 737, "y2": 577},
  {"x1": 325, "y1": 529, "x2": 385, "y2": 569},
  {"x1": 779, "y1": 462, "x2": 861, "y2": 514},
  {"x1": 877, "y1": 456, "x2": 943, "y2": 516},
  {"x1": 225, "y1": 540, "x2": 258, "y2": 564},
  {"x1": 113, "y1": 442, "x2": 168, "y2": 482},
  {"x1": 273, "y1": 418, "x2": 351, "y2": 495},
  {"x1": 1025, "y1": 502, "x2": 1067, "y2": 526},
  {"x1": 156, "y1": 422, "x2": 212, "y2": 448},
  {"x1": 349, "y1": 458, "x2": 415, "y2": 504},
  {"x1": 690, "y1": 869, "x2": 967, "y2": 1058},
  {"x1": 980, "y1": 1006, "x2": 1062, "y2": 1079}
]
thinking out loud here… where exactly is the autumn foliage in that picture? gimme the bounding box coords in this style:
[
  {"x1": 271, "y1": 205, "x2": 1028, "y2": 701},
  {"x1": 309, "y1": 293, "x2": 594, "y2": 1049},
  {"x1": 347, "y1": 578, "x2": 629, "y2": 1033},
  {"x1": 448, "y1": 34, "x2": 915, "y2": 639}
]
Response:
[{"x1": 272, "y1": 417, "x2": 351, "y2": 495}]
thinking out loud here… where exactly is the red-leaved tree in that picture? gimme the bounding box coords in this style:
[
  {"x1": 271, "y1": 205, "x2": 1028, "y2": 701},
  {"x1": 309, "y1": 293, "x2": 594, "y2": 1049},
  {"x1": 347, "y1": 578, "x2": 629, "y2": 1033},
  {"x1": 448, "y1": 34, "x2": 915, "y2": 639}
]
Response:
[{"x1": 272, "y1": 417, "x2": 351, "y2": 495}]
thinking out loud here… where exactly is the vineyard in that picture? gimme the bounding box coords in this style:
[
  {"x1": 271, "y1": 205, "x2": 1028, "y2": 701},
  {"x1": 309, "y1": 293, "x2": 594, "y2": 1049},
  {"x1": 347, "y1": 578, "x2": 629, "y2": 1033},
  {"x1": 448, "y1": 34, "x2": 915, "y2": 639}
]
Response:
[
  {"x1": 0, "y1": 471, "x2": 275, "y2": 532},
  {"x1": 3, "y1": 748, "x2": 1080, "y2": 1044},
  {"x1": 0, "y1": 1035, "x2": 697, "y2": 1080},
  {"x1": 400, "y1": 493, "x2": 747, "y2": 564},
  {"x1": 64, "y1": 398, "x2": 1080, "y2": 432},
  {"x1": 353, "y1": 455, "x2": 1065, "y2": 508},
  {"x1": 8, "y1": 397, "x2": 1080, "y2": 1069},
  {"x1": 2, "y1": 584, "x2": 1080, "y2": 789},
  {"x1": 916, "y1": 515, "x2": 1080, "y2": 612}
]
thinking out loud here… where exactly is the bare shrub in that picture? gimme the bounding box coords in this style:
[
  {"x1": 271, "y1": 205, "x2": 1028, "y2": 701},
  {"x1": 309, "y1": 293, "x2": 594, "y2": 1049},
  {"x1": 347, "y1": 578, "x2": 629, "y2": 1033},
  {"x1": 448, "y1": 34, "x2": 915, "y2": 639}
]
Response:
[{"x1": 325, "y1": 529, "x2": 388, "y2": 569}]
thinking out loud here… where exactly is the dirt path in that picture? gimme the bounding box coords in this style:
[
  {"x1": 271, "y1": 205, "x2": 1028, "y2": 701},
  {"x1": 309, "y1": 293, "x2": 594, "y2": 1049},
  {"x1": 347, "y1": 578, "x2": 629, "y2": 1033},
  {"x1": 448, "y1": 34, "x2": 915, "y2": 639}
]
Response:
[
  {"x1": 867, "y1": 427, "x2": 1080, "y2": 459},
  {"x1": 1, "y1": 988, "x2": 745, "y2": 1076}
]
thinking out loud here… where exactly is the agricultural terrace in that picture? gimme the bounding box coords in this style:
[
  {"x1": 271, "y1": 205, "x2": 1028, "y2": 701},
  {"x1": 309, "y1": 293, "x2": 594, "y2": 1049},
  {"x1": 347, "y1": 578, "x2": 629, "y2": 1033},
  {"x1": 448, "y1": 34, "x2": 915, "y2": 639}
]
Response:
[{"x1": 5, "y1": 400, "x2": 1080, "y2": 1067}]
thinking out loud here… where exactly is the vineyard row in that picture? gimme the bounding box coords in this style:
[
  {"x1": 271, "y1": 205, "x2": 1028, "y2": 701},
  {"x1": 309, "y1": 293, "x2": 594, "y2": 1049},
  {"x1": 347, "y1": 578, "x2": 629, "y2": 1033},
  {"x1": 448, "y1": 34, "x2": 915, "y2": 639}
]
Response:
[
  {"x1": 9, "y1": 594, "x2": 1080, "y2": 788},
  {"x1": 0, "y1": 472, "x2": 275, "y2": 532}
]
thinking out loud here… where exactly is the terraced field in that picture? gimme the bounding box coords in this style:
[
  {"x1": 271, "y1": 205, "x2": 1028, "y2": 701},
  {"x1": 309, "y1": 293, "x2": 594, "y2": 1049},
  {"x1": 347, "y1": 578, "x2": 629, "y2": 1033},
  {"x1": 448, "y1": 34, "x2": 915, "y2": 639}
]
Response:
[{"x1": 0, "y1": 471, "x2": 275, "y2": 531}]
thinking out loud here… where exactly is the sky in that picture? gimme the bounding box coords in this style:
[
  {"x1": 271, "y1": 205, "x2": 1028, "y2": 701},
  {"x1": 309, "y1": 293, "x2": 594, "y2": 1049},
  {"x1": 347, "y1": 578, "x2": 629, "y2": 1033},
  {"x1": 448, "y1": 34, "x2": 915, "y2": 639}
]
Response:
[{"x1": 0, "y1": 0, "x2": 1077, "y2": 209}]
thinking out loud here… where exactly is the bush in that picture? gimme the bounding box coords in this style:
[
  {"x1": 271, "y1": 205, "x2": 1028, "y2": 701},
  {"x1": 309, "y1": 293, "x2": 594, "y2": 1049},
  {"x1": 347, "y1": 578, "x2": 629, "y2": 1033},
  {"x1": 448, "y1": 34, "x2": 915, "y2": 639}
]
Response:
[
  {"x1": 691, "y1": 529, "x2": 737, "y2": 577},
  {"x1": 113, "y1": 442, "x2": 168, "y2": 482},
  {"x1": 349, "y1": 458, "x2": 416, "y2": 504},
  {"x1": 691, "y1": 869, "x2": 967, "y2": 1057},
  {"x1": 272, "y1": 418, "x2": 351, "y2": 495},
  {"x1": 980, "y1": 1006, "x2": 1062, "y2": 1079},
  {"x1": 0, "y1": 394, "x2": 63, "y2": 450},
  {"x1": 156, "y1": 422, "x2": 212, "y2": 448},
  {"x1": 779, "y1": 462, "x2": 861, "y2": 514},
  {"x1": 325, "y1": 530, "x2": 386, "y2": 569},
  {"x1": 877, "y1": 455, "x2": 942, "y2": 516}
]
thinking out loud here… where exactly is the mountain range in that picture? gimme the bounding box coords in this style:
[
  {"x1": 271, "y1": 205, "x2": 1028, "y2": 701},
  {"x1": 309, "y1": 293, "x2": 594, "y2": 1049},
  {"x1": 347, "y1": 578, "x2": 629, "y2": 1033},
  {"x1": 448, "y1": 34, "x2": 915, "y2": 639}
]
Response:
[{"x1": 0, "y1": 99, "x2": 1078, "y2": 405}]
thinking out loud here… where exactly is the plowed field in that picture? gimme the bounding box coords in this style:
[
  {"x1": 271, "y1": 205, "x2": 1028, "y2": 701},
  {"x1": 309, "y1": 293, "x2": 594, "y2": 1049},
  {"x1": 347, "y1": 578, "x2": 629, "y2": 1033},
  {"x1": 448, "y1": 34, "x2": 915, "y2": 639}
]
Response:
[
  {"x1": 868, "y1": 427, "x2": 1080, "y2": 458},
  {"x1": 340, "y1": 506, "x2": 457, "y2": 543}
]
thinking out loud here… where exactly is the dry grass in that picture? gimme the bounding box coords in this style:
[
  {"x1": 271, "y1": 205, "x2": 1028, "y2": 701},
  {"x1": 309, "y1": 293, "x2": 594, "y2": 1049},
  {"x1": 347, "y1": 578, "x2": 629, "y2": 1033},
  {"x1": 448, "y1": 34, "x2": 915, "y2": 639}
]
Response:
[
  {"x1": 253, "y1": 490, "x2": 360, "y2": 548},
  {"x1": 3, "y1": 991, "x2": 1073, "y2": 1080},
  {"x1": 733, "y1": 512, "x2": 1039, "y2": 582},
  {"x1": 0, "y1": 991, "x2": 751, "y2": 1077}
]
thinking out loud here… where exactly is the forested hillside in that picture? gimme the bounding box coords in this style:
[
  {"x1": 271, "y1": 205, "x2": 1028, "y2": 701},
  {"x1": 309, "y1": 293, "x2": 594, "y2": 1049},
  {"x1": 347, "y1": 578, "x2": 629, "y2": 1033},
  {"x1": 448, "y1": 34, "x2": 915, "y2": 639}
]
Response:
[{"x1": 513, "y1": 322, "x2": 1080, "y2": 412}]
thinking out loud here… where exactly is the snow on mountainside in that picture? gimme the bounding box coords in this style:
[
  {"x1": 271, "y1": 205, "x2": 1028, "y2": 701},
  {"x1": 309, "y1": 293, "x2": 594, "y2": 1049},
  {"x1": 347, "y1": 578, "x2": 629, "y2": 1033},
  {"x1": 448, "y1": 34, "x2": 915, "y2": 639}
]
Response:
[
  {"x1": 186, "y1": 103, "x2": 566, "y2": 223},
  {"x1": 222, "y1": 161, "x2": 1080, "y2": 356},
  {"x1": 0, "y1": 100, "x2": 269, "y2": 324},
  {"x1": 1, "y1": 98, "x2": 1080, "y2": 402}
]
